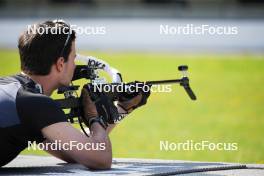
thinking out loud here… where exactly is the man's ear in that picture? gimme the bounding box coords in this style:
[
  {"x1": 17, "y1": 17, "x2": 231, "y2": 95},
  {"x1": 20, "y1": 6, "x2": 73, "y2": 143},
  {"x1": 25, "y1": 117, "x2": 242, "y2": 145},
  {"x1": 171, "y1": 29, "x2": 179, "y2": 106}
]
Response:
[{"x1": 55, "y1": 57, "x2": 65, "y2": 72}]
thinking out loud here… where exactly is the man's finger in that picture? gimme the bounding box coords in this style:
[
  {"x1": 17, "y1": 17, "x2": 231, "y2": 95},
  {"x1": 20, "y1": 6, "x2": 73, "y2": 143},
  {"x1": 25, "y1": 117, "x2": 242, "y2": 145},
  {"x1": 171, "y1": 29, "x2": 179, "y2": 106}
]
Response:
[{"x1": 121, "y1": 93, "x2": 142, "y2": 111}]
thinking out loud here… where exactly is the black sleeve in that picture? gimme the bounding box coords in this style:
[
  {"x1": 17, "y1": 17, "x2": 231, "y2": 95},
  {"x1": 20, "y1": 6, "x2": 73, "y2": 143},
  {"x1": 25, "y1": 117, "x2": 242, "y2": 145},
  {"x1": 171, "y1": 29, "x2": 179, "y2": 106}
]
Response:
[{"x1": 16, "y1": 91, "x2": 67, "y2": 136}]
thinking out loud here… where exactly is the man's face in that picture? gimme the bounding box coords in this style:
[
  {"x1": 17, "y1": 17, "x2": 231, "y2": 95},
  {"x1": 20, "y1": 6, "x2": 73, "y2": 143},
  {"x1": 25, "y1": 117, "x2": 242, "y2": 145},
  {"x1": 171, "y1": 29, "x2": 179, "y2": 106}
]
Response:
[{"x1": 60, "y1": 41, "x2": 76, "y2": 86}]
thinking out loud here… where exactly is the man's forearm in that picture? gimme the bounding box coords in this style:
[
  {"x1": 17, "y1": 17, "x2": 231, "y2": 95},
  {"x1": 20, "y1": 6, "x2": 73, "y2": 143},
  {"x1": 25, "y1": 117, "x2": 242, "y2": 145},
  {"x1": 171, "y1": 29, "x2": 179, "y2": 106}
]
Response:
[
  {"x1": 90, "y1": 123, "x2": 110, "y2": 142},
  {"x1": 106, "y1": 124, "x2": 116, "y2": 134},
  {"x1": 90, "y1": 123, "x2": 112, "y2": 155}
]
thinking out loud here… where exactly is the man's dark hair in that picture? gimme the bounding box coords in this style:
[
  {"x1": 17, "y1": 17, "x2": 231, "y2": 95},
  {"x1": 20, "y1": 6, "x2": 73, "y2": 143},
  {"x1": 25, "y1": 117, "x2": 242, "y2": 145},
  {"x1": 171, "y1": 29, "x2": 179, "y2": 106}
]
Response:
[{"x1": 18, "y1": 20, "x2": 76, "y2": 75}]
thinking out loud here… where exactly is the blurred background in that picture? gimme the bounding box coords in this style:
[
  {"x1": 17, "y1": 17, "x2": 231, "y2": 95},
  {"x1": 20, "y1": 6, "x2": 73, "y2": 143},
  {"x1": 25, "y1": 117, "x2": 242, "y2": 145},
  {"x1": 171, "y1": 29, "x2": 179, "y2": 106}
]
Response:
[
  {"x1": 1, "y1": 0, "x2": 264, "y2": 51},
  {"x1": 0, "y1": 0, "x2": 263, "y2": 164}
]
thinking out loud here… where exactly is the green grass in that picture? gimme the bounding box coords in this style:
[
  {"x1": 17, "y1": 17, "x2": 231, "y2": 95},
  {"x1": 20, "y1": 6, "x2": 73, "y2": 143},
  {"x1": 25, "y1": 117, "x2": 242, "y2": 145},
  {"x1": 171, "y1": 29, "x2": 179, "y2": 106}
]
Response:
[{"x1": 1, "y1": 49, "x2": 264, "y2": 164}]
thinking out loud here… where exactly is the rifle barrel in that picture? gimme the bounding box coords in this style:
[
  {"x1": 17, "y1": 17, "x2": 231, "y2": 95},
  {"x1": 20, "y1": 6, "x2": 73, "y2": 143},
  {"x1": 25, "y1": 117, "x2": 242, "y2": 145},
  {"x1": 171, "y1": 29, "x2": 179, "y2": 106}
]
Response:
[{"x1": 146, "y1": 79, "x2": 182, "y2": 85}]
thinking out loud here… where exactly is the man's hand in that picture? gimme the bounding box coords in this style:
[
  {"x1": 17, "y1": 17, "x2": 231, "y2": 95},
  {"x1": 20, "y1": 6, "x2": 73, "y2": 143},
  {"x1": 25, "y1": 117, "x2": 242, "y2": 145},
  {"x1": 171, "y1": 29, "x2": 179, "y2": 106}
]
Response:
[
  {"x1": 81, "y1": 88, "x2": 98, "y2": 121},
  {"x1": 118, "y1": 82, "x2": 151, "y2": 114},
  {"x1": 81, "y1": 85, "x2": 120, "y2": 127},
  {"x1": 81, "y1": 88, "x2": 109, "y2": 129}
]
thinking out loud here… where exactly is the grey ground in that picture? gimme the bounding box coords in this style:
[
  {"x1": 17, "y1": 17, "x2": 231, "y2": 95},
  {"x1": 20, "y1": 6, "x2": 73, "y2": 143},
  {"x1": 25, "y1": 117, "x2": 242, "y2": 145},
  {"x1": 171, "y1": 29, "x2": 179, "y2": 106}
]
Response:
[{"x1": 1, "y1": 155, "x2": 264, "y2": 176}]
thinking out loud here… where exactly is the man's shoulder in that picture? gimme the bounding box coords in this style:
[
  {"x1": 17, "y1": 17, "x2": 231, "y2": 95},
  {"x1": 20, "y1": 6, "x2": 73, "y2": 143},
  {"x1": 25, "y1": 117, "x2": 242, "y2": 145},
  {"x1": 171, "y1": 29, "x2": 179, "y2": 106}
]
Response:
[
  {"x1": 16, "y1": 88, "x2": 60, "y2": 114},
  {"x1": 0, "y1": 75, "x2": 22, "y2": 99},
  {"x1": 17, "y1": 90, "x2": 54, "y2": 105},
  {"x1": 0, "y1": 74, "x2": 42, "y2": 97},
  {"x1": 4, "y1": 74, "x2": 61, "y2": 116},
  {"x1": 0, "y1": 75, "x2": 18, "y2": 84},
  {"x1": 16, "y1": 86, "x2": 67, "y2": 132}
]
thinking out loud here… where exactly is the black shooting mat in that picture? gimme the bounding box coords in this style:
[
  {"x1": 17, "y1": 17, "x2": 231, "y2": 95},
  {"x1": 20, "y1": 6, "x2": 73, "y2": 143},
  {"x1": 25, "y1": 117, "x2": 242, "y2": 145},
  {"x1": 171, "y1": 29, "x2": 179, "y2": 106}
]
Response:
[{"x1": 1, "y1": 155, "x2": 264, "y2": 176}]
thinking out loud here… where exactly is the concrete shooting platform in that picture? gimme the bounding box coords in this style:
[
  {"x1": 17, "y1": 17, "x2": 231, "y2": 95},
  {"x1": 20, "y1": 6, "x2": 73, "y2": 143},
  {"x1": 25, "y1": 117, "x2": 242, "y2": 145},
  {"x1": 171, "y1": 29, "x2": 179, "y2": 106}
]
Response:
[{"x1": 1, "y1": 155, "x2": 264, "y2": 176}]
